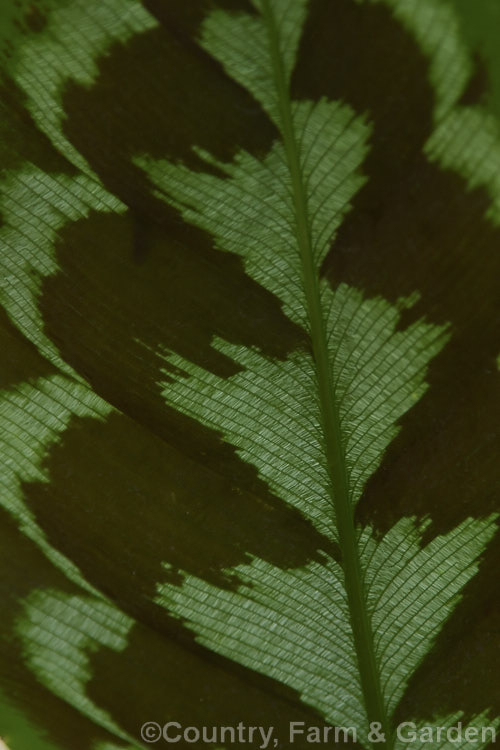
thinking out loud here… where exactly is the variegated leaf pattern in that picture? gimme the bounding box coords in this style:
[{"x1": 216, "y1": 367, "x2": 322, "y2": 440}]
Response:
[{"x1": 0, "y1": 1, "x2": 499, "y2": 750}]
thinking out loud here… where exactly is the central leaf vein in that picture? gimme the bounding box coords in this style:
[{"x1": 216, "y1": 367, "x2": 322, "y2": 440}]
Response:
[{"x1": 260, "y1": 0, "x2": 389, "y2": 740}]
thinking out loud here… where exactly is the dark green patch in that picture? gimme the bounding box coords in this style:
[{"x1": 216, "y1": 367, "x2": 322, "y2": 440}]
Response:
[
  {"x1": 87, "y1": 623, "x2": 351, "y2": 750},
  {"x1": 142, "y1": 0, "x2": 256, "y2": 39},
  {"x1": 458, "y1": 53, "x2": 491, "y2": 107},
  {"x1": 40, "y1": 3, "x2": 309, "y2": 508},
  {"x1": 23, "y1": 410, "x2": 334, "y2": 617},
  {"x1": 61, "y1": 21, "x2": 277, "y2": 219},
  {"x1": 0, "y1": 508, "x2": 340, "y2": 750},
  {"x1": 22, "y1": 4, "x2": 47, "y2": 33},
  {"x1": 39, "y1": 208, "x2": 308, "y2": 484},
  {"x1": 0, "y1": 304, "x2": 56, "y2": 389},
  {"x1": 396, "y1": 536, "x2": 500, "y2": 725}
]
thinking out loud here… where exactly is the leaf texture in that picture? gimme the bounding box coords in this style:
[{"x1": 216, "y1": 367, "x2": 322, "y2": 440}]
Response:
[{"x1": 0, "y1": 1, "x2": 499, "y2": 749}]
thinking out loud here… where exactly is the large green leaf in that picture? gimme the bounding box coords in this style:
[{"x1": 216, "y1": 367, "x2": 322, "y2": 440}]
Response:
[{"x1": 0, "y1": 1, "x2": 499, "y2": 749}]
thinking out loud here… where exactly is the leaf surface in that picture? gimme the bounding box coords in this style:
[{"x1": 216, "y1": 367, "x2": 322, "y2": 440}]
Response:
[{"x1": 0, "y1": 1, "x2": 499, "y2": 749}]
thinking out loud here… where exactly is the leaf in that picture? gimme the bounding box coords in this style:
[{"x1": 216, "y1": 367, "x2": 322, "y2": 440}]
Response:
[{"x1": 0, "y1": 1, "x2": 499, "y2": 750}]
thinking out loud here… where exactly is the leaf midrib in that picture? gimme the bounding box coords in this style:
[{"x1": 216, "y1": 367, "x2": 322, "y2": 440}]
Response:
[{"x1": 260, "y1": 1, "x2": 390, "y2": 744}]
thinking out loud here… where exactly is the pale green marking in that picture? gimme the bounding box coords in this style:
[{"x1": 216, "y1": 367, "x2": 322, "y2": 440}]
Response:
[
  {"x1": 202, "y1": 0, "x2": 308, "y2": 128},
  {"x1": 156, "y1": 516, "x2": 496, "y2": 745},
  {"x1": 157, "y1": 554, "x2": 364, "y2": 737},
  {"x1": 155, "y1": 287, "x2": 446, "y2": 539},
  {"x1": 368, "y1": 0, "x2": 500, "y2": 225},
  {"x1": 9, "y1": 0, "x2": 157, "y2": 173},
  {"x1": 0, "y1": 166, "x2": 125, "y2": 375},
  {"x1": 0, "y1": 375, "x2": 111, "y2": 594},
  {"x1": 136, "y1": 98, "x2": 370, "y2": 330},
  {"x1": 162, "y1": 338, "x2": 329, "y2": 533},
  {"x1": 362, "y1": 517, "x2": 497, "y2": 716},
  {"x1": 426, "y1": 107, "x2": 500, "y2": 225},
  {"x1": 17, "y1": 590, "x2": 134, "y2": 743},
  {"x1": 326, "y1": 286, "x2": 447, "y2": 509}
]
